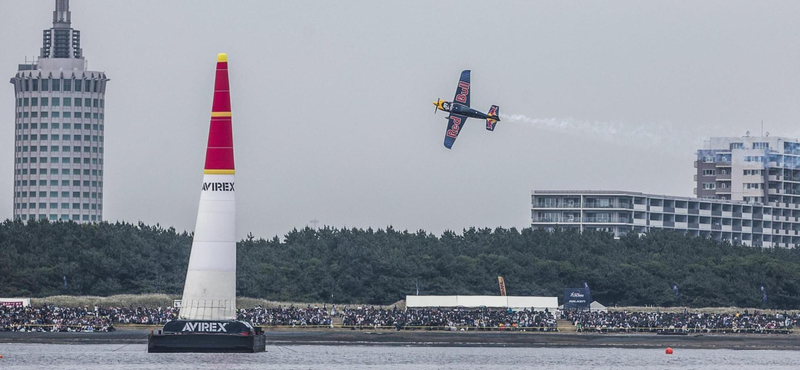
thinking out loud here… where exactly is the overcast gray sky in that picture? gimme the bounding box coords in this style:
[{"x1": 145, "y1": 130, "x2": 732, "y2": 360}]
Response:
[{"x1": 2, "y1": 0, "x2": 800, "y2": 239}]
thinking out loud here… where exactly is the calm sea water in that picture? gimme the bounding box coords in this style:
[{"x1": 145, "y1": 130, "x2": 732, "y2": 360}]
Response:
[{"x1": 0, "y1": 343, "x2": 799, "y2": 369}]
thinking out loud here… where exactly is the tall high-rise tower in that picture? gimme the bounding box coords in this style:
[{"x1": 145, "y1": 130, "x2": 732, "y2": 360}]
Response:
[
  {"x1": 695, "y1": 136, "x2": 800, "y2": 205},
  {"x1": 9, "y1": 0, "x2": 109, "y2": 223}
]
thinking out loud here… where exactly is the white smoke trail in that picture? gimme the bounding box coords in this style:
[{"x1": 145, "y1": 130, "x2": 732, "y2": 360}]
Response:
[{"x1": 499, "y1": 113, "x2": 711, "y2": 150}]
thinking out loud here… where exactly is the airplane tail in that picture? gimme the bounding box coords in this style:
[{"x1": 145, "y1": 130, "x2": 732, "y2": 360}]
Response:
[{"x1": 486, "y1": 105, "x2": 500, "y2": 131}]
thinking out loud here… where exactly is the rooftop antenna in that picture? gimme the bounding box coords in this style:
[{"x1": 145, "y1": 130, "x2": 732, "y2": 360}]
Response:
[{"x1": 761, "y1": 120, "x2": 763, "y2": 137}]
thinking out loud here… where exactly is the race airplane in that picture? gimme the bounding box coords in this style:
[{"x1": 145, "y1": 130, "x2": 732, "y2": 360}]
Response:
[{"x1": 433, "y1": 70, "x2": 500, "y2": 149}]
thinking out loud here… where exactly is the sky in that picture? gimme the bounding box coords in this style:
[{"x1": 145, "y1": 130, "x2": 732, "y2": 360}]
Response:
[{"x1": 2, "y1": 0, "x2": 800, "y2": 240}]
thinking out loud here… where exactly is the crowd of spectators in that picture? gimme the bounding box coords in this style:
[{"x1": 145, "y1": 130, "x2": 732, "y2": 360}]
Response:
[
  {"x1": 237, "y1": 305, "x2": 332, "y2": 327},
  {"x1": 3, "y1": 304, "x2": 797, "y2": 335},
  {"x1": 0, "y1": 304, "x2": 333, "y2": 332},
  {"x1": 1, "y1": 305, "x2": 119, "y2": 332},
  {"x1": 341, "y1": 306, "x2": 558, "y2": 331},
  {"x1": 565, "y1": 310, "x2": 798, "y2": 334},
  {"x1": 0, "y1": 305, "x2": 184, "y2": 332}
]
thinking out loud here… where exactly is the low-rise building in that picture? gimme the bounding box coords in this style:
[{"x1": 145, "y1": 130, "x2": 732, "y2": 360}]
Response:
[{"x1": 531, "y1": 190, "x2": 800, "y2": 248}]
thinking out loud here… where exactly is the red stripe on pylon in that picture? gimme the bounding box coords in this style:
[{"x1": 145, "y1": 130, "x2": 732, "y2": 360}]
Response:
[{"x1": 204, "y1": 55, "x2": 235, "y2": 171}]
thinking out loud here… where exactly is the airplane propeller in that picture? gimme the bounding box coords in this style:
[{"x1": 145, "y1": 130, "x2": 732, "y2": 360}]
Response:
[{"x1": 433, "y1": 99, "x2": 441, "y2": 114}]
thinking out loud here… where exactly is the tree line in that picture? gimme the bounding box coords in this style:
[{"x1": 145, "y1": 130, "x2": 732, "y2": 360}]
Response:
[{"x1": 1, "y1": 220, "x2": 799, "y2": 308}]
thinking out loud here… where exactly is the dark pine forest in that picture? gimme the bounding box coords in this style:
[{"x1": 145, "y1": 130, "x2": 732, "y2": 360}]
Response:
[{"x1": 1, "y1": 220, "x2": 799, "y2": 308}]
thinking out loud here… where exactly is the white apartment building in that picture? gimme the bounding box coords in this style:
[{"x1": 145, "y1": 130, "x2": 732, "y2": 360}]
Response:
[{"x1": 531, "y1": 190, "x2": 800, "y2": 248}]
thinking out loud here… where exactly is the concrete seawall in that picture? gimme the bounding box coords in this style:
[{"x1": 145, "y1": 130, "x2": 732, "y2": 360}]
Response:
[{"x1": 1, "y1": 330, "x2": 799, "y2": 350}]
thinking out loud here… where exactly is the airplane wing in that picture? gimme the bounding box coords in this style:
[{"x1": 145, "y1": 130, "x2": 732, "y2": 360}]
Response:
[
  {"x1": 452, "y1": 70, "x2": 470, "y2": 107},
  {"x1": 444, "y1": 113, "x2": 468, "y2": 149}
]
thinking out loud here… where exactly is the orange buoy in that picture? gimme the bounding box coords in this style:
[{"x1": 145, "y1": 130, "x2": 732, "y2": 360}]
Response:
[{"x1": 665, "y1": 347, "x2": 674, "y2": 355}]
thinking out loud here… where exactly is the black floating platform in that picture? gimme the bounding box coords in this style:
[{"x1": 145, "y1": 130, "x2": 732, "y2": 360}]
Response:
[{"x1": 147, "y1": 320, "x2": 265, "y2": 353}]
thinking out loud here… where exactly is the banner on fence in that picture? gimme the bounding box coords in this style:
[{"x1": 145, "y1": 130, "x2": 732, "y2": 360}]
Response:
[{"x1": 0, "y1": 298, "x2": 30, "y2": 307}]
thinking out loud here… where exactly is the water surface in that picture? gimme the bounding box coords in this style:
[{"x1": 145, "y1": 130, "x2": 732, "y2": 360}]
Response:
[{"x1": 0, "y1": 343, "x2": 798, "y2": 369}]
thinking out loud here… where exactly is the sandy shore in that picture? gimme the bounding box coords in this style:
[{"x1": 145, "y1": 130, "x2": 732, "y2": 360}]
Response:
[{"x1": 1, "y1": 329, "x2": 798, "y2": 350}]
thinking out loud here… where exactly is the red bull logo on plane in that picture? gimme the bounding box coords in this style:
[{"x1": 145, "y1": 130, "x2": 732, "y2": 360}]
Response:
[
  {"x1": 455, "y1": 81, "x2": 470, "y2": 104},
  {"x1": 446, "y1": 116, "x2": 463, "y2": 138}
]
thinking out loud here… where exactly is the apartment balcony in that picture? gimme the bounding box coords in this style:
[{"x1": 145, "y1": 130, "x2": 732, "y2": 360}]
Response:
[
  {"x1": 768, "y1": 188, "x2": 781, "y2": 195},
  {"x1": 531, "y1": 217, "x2": 578, "y2": 223},
  {"x1": 583, "y1": 203, "x2": 633, "y2": 209},
  {"x1": 716, "y1": 173, "x2": 732, "y2": 180},
  {"x1": 716, "y1": 188, "x2": 732, "y2": 194},
  {"x1": 634, "y1": 218, "x2": 647, "y2": 226},
  {"x1": 583, "y1": 217, "x2": 632, "y2": 224},
  {"x1": 533, "y1": 203, "x2": 581, "y2": 209}
]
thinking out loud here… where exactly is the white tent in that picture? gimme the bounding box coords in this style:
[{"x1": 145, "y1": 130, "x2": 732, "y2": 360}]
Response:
[
  {"x1": 590, "y1": 301, "x2": 607, "y2": 312},
  {"x1": 406, "y1": 295, "x2": 558, "y2": 311}
]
